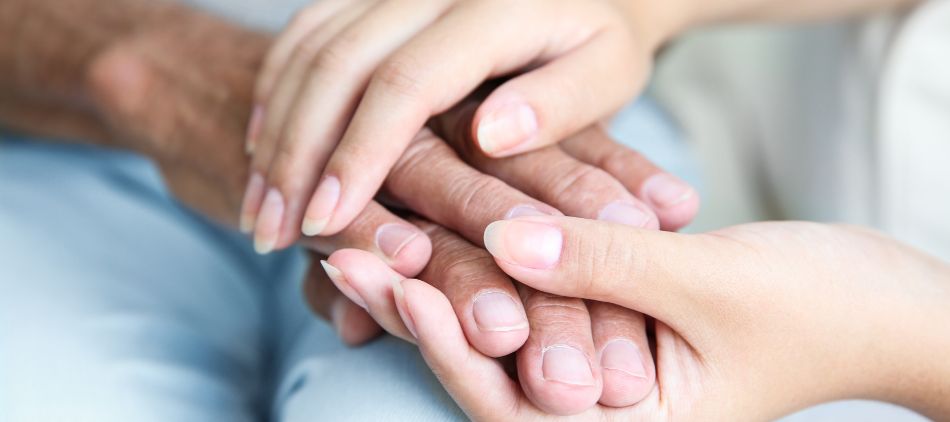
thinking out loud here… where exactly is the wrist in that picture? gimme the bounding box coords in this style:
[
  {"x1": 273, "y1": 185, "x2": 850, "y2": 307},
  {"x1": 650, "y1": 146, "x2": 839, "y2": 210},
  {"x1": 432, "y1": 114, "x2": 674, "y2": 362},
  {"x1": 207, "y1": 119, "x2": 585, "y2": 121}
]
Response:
[{"x1": 863, "y1": 250, "x2": 950, "y2": 421}]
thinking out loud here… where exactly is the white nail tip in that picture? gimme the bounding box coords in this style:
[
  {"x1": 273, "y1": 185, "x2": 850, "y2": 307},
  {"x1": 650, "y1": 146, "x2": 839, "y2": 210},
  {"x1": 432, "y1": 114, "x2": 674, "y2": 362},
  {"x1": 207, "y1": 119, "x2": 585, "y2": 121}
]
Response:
[
  {"x1": 301, "y1": 216, "x2": 330, "y2": 236},
  {"x1": 483, "y1": 221, "x2": 510, "y2": 263},
  {"x1": 254, "y1": 235, "x2": 276, "y2": 255}
]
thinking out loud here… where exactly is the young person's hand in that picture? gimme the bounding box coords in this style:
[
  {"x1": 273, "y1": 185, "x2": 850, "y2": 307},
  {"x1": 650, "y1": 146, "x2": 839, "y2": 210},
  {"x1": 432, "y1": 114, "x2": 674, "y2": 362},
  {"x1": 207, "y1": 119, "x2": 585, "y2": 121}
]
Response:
[
  {"x1": 241, "y1": 0, "x2": 689, "y2": 253},
  {"x1": 395, "y1": 217, "x2": 950, "y2": 420}
]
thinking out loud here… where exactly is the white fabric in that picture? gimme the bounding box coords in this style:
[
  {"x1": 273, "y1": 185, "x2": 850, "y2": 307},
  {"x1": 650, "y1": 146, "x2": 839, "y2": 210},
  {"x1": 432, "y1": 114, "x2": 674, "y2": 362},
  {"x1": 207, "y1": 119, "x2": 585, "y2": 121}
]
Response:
[{"x1": 654, "y1": 0, "x2": 950, "y2": 263}]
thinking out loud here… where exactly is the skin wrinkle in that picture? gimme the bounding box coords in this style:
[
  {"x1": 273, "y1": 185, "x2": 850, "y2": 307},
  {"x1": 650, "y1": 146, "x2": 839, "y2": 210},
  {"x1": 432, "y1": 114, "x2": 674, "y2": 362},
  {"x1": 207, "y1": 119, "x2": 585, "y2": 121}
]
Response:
[{"x1": 525, "y1": 303, "x2": 588, "y2": 313}]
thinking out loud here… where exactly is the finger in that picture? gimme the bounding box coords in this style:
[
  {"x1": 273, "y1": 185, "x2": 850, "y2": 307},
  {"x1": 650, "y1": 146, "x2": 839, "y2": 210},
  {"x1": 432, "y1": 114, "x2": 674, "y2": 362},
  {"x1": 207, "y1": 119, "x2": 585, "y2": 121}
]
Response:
[
  {"x1": 473, "y1": 30, "x2": 647, "y2": 158},
  {"x1": 587, "y1": 300, "x2": 656, "y2": 407},
  {"x1": 326, "y1": 218, "x2": 531, "y2": 358},
  {"x1": 302, "y1": 253, "x2": 383, "y2": 346},
  {"x1": 483, "y1": 215, "x2": 712, "y2": 327},
  {"x1": 297, "y1": 200, "x2": 432, "y2": 277},
  {"x1": 411, "y1": 218, "x2": 529, "y2": 357},
  {"x1": 303, "y1": 1, "x2": 613, "y2": 237},
  {"x1": 383, "y1": 129, "x2": 563, "y2": 246},
  {"x1": 241, "y1": 2, "x2": 374, "y2": 237},
  {"x1": 251, "y1": 0, "x2": 353, "y2": 106},
  {"x1": 515, "y1": 285, "x2": 603, "y2": 416},
  {"x1": 247, "y1": 0, "x2": 373, "y2": 154},
  {"x1": 324, "y1": 249, "x2": 416, "y2": 343},
  {"x1": 560, "y1": 125, "x2": 700, "y2": 231},
  {"x1": 435, "y1": 103, "x2": 659, "y2": 230},
  {"x1": 263, "y1": 0, "x2": 451, "y2": 248},
  {"x1": 393, "y1": 278, "x2": 532, "y2": 421}
]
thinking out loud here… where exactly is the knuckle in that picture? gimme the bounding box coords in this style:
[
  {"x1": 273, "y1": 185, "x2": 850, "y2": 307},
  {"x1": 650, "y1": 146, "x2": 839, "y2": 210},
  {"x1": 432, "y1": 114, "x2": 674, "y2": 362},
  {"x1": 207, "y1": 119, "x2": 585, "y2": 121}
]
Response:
[
  {"x1": 546, "y1": 162, "x2": 615, "y2": 207},
  {"x1": 310, "y1": 31, "x2": 367, "y2": 77},
  {"x1": 389, "y1": 132, "x2": 450, "y2": 181},
  {"x1": 600, "y1": 148, "x2": 647, "y2": 177},
  {"x1": 523, "y1": 293, "x2": 589, "y2": 329},
  {"x1": 449, "y1": 174, "x2": 510, "y2": 223},
  {"x1": 374, "y1": 54, "x2": 428, "y2": 100},
  {"x1": 310, "y1": 41, "x2": 355, "y2": 78}
]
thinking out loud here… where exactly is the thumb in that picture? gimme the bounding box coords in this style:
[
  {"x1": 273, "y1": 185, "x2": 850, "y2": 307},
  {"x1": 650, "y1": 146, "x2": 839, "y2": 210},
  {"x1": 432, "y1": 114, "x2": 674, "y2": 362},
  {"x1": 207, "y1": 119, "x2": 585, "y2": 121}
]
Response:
[
  {"x1": 483, "y1": 215, "x2": 717, "y2": 324},
  {"x1": 472, "y1": 32, "x2": 648, "y2": 158}
]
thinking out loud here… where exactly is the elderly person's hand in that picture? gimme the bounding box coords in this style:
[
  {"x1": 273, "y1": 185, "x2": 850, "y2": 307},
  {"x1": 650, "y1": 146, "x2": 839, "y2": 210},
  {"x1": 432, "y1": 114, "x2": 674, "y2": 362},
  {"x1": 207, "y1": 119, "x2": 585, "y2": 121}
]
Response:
[{"x1": 383, "y1": 217, "x2": 950, "y2": 420}]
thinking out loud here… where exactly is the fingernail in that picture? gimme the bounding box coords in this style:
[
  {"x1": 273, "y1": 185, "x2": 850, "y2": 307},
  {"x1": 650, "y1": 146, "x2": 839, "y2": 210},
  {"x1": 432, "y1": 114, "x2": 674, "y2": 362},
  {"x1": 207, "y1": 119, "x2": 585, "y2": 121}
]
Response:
[
  {"x1": 477, "y1": 103, "x2": 538, "y2": 155},
  {"x1": 392, "y1": 277, "x2": 417, "y2": 339},
  {"x1": 239, "y1": 172, "x2": 265, "y2": 234},
  {"x1": 542, "y1": 346, "x2": 595, "y2": 386},
  {"x1": 472, "y1": 292, "x2": 528, "y2": 332},
  {"x1": 600, "y1": 340, "x2": 647, "y2": 378},
  {"x1": 506, "y1": 206, "x2": 554, "y2": 219},
  {"x1": 245, "y1": 104, "x2": 264, "y2": 154},
  {"x1": 320, "y1": 260, "x2": 367, "y2": 309},
  {"x1": 376, "y1": 224, "x2": 419, "y2": 259},
  {"x1": 302, "y1": 175, "x2": 340, "y2": 236},
  {"x1": 484, "y1": 220, "x2": 561, "y2": 269},
  {"x1": 599, "y1": 201, "x2": 652, "y2": 228},
  {"x1": 254, "y1": 188, "x2": 284, "y2": 254},
  {"x1": 642, "y1": 174, "x2": 694, "y2": 209}
]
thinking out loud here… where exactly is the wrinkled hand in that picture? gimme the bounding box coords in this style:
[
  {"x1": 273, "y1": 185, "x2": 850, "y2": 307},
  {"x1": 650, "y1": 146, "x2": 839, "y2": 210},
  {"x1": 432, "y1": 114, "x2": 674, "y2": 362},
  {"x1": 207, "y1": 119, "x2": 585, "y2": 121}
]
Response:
[{"x1": 391, "y1": 218, "x2": 950, "y2": 420}]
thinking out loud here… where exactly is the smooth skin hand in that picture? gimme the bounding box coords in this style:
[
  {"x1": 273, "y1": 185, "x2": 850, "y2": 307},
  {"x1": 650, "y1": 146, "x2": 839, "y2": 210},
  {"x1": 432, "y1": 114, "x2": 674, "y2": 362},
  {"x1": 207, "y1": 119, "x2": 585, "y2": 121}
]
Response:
[
  {"x1": 240, "y1": 0, "x2": 687, "y2": 254},
  {"x1": 390, "y1": 216, "x2": 950, "y2": 420}
]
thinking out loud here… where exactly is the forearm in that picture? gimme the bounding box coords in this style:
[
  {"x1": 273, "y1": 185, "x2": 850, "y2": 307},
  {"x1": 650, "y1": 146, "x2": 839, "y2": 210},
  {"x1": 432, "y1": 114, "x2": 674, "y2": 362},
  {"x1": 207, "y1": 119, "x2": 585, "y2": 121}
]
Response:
[{"x1": 0, "y1": 0, "x2": 191, "y2": 146}]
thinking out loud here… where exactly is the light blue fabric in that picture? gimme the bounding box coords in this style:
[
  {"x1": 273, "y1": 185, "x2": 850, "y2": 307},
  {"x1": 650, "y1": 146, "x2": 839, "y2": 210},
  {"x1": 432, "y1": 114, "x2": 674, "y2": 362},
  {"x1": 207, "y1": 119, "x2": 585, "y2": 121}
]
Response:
[{"x1": 0, "y1": 136, "x2": 465, "y2": 422}]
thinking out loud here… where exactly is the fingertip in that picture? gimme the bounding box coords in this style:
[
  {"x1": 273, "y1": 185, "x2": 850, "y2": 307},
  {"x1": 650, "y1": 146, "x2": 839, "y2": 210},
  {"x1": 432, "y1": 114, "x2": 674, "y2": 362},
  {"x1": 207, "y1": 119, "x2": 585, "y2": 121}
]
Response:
[
  {"x1": 385, "y1": 229, "x2": 431, "y2": 278},
  {"x1": 392, "y1": 277, "x2": 417, "y2": 341},
  {"x1": 598, "y1": 339, "x2": 655, "y2": 407},
  {"x1": 462, "y1": 290, "x2": 529, "y2": 358},
  {"x1": 656, "y1": 189, "x2": 700, "y2": 232},
  {"x1": 599, "y1": 369, "x2": 655, "y2": 407},
  {"x1": 639, "y1": 173, "x2": 700, "y2": 231},
  {"x1": 518, "y1": 345, "x2": 603, "y2": 416},
  {"x1": 474, "y1": 102, "x2": 539, "y2": 157},
  {"x1": 302, "y1": 175, "x2": 341, "y2": 236}
]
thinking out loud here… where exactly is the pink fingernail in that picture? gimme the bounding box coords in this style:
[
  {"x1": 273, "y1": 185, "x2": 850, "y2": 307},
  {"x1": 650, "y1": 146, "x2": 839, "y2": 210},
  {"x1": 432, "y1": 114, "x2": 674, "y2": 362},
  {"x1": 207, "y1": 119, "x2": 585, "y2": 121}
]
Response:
[
  {"x1": 245, "y1": 104, "x2": 264, "y2": 154},
  {"x1": 484, "y1": 220, "x2": 562, "y2": 269},
  {"x1": 542, "y1": 346, "x2": 595, "y2": 386},
  {"x1": 477, "y1": 103, "x2": 538, "y2": 155},
  {"x1": 642, "y1": 174, "x2": 694, "y2": 209},
  {"x1": 599, "y1": 201, "x2": 652, "y2": 228},
  {"x1": 600, "y1": 340, "x2": 646, "y2": 378},
  {"x1": 239, "y1": 172, "x2": 265, "y2": 234},
  {"x1": 320, "y1": 260, "x2": 367, "y2": 309},
  {"x1": 472, "y1": 292, "x2": 528, "y2": 332},
  {"x1": 393, "y1": 277, "x2": 417, "y2": 340},
  {"x1": 302, "y1": 175, "x2": 340, "y2": 236},
  {"x1": 376, "y1": 224, "x2": 420, "y2": 259},
  {"x1": 254, "y1": 187, "x2": 284, "y2": 254}
]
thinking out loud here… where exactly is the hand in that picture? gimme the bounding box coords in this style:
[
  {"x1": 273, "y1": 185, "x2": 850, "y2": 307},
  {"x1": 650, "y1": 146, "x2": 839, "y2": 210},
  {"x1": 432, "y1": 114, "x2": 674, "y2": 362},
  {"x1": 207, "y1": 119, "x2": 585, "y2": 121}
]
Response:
[
  {"x1": 310, "y1": 108, "x2": 699, "y2": 413},
  {"x1": 241, "y1": 0, "x2": 690, "y2": 252},
  {"x1": 395, "y1": 217, "x2": 950, "y2": 420}
]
